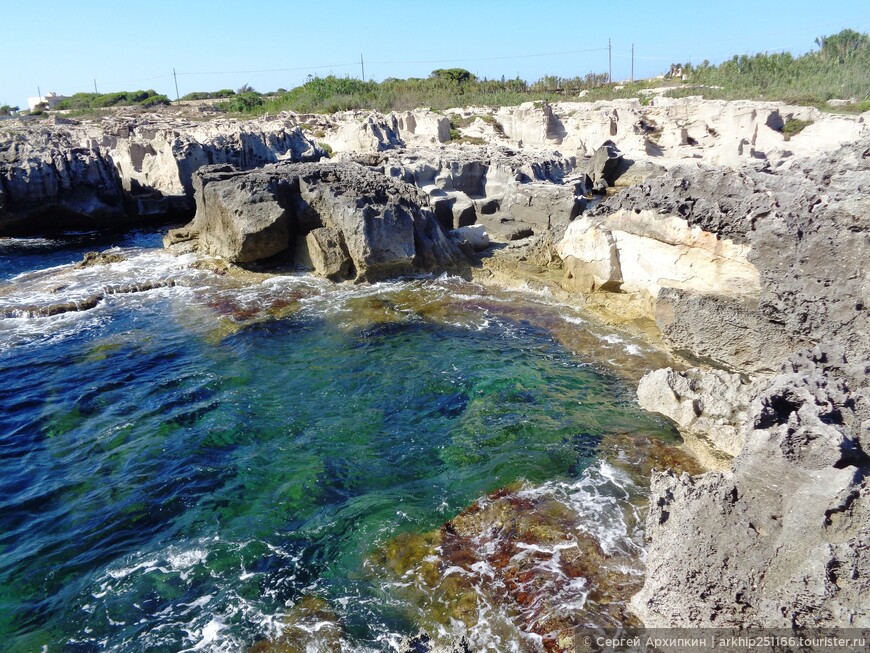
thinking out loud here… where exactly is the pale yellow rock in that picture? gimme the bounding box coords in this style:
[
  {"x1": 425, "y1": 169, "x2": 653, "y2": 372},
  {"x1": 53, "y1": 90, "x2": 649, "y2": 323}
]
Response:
[{"x1": 557, "y1": 209, "x2": 760, "y2": 303}]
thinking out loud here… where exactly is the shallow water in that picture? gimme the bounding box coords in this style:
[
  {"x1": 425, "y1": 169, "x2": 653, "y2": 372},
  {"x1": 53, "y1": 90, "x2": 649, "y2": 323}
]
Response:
[{"x1": 0, "y1": 229, "x2": 682, "y2": 652}]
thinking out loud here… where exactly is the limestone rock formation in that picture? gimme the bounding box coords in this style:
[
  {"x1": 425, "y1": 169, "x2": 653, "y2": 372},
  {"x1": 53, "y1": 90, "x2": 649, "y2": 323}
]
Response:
[
  {"x1": 637, "y1": 367, "x2": 757, "y2": 457},
  {"x1": 654, "y1": 288, "x2": 800, "y2": 373},
  {"x1": 628, "y1": 137, "x2": 870, "y2": 630},
  {"x1": 557, "y1": 209, "x2": 759, "y2": 298},
  {"x1": 633, "y1": 346, "x2": 870, "y2": 628},
  {"x1": 570, "y1": 138, "x2": 870, "y2": 369},
  {"x1": 357, "y1": 145, "x2": 584, "y2": 243},
  {"x1": 170, "y1": 161, "x2": 468, "y2": 281},
  {"x1": 0, "y1": 128, "x2": 126, "y2": 234},
  {"x1": 0, "y1": 116, "x2": 325, "y2": 235}
]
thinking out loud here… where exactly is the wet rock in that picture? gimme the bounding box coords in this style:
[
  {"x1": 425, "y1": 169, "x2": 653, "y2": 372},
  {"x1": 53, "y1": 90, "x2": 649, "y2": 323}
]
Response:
[
  {"x1": 304, "y1": 226, "x2": 353, "y2": 280},
  {"x1": 248, "y1": 596, "x2": 342, "y2": 653},
  {"x1": 74, "y1": 250, "x2": 126, "y2": 269},
  {"x1": 397, "y1": 632, "x2": 472, "y2": 653}
]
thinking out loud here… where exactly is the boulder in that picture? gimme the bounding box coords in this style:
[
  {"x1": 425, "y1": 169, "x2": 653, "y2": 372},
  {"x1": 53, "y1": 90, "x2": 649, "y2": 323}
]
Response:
[
  {"x1": 451, "y1": 224, "x2": 490, "y2": 251},
  {"x1": 637, "y1": 367, "x2": 757, "y2": 457},
  {"x1": 500, "y1": 181, "x2": 584, "y2": 230},
  {"x1": 559, "y1": 221, "x2": 622, "y2": 292},
  {"x1": 610, "y1": 158, "x2": 667, "y2": 187},
  {"x1": 304, "y1": 227, "x2": 353, "y2": 279},
  {"x1": 476, "y1": 213, "x2": 534, "y2": 242},
  {"x1": 171, "y1": 161, "x2": 469, "y2": 281},
  {"x1": 193, "y1": 169, "x2": 293, "y2": 263},
  {"x1": 583, "y1": 139, "x2": 624, "y2": 186}
]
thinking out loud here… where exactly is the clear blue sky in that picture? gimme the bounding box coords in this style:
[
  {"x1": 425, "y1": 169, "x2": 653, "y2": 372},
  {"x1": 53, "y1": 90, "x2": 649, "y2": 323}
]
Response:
[{"x1": 2, "y1": 0, "x2": 869, "y2": 107}]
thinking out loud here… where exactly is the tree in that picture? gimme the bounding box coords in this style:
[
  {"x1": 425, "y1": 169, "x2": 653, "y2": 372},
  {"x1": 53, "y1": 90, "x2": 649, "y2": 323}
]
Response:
[
  {"x1": 0, "y1": 104, "x2": 19, "y2": 116},
  {"x1": 430, "y1": 68, "x2": 476, "y2": 84},
  {"x1": 815, "y1": 29, "x2": 870, "y2": 63}
]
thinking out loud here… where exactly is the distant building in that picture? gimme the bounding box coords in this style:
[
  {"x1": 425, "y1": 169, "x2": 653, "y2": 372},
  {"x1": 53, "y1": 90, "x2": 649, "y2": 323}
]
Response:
[{"x1": 27, "y1": 92, "x2": 68, "y2": 112}]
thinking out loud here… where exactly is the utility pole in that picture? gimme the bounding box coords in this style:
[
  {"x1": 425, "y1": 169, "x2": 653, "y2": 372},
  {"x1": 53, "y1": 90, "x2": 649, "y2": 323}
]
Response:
[
  {"x1": 360, "y1": 53, "x2": 365, "y2": 82},
  {"x1": 94, "y1": 78, "x2": 98, "y2": 94},
  {"x1": 173, "y1": 67, "x2": 179, "y2": 100},
  {"x1": 631, "y1": 43, "x2": 635, "y2": 82},
  {"x1": 37, "y1": 86, "x2": 42, "y2": 100},
  {"x1": 608, "y1": 38, "x2": 612, "y2": 84}
]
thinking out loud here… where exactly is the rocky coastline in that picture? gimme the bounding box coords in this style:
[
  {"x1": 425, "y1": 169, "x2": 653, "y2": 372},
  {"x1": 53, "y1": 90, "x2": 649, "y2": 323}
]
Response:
[{"x1": 2, "y1": 98, "x2": 868, "y2": 643}]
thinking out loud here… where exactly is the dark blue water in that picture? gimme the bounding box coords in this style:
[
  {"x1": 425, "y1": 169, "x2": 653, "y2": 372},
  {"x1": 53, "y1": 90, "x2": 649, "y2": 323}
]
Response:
[{"x1": 0, "y1": 231, "x2": 678, "y2": 652}]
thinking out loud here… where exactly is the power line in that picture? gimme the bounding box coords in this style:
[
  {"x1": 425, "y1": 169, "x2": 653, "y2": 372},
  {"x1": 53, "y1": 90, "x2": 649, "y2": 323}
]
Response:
[
  {"x1": 176, "y1": 63, "x2": 358, "y2": 76},
  {"x1": 168, "y1": 46, "x2": 612, "y2": 79},
  {"x1": 366, "y1": 46, "x2": 610, "y2": 66}
]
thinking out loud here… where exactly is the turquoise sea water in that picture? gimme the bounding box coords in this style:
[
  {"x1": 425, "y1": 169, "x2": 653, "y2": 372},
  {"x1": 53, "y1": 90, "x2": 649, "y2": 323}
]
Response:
[{"x1": 0, "y1": 230, "x2": 679, "y2": 652}]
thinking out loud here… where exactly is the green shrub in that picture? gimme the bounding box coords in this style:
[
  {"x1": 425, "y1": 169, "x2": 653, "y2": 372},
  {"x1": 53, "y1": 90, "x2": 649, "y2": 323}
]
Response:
[
  {"x1": 220, "y1": 92, "x2": 264, "y2": 113},
  {"x1": 317, "y1": 141, "x2": 334, "y2": 157},
  {"x1": 782, "y1": 118, "x2": 813, "y2": 140},
  {"x1": 55, "y1": 89, "x2": 170, "y2": 110},
  {"x1": 180, "y1": 89, "x2": 236, "y2": 101}
]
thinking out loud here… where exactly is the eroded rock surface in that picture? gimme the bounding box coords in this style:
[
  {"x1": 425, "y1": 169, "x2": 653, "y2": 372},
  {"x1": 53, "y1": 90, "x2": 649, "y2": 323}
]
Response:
[
  {"x1": 0, "y1": 129, "x2": 126, "y2": 234},
  {"x1": 1, "y1": 116, "x2": 324, "y2": 235},
  {"x1": 628, "y1": 136, "x2": 870, "y2": 630},
  {"x1": 168, "y1": 161, "x2": 468, "y2": 281},
  {"x1": 571, "y1": 137, "x2": 870, "y2": 371},
  {"x1": 637, "y1": 367, "x2": 758, "y2": 457},
  {"x1": 633, "y1": 346, "x2": 870, "y2": 628}
]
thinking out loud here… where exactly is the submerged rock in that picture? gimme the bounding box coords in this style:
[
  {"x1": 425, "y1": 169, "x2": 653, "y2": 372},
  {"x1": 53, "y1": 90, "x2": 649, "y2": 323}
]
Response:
[
  {"x1": 74, "y1": 249, "x2": 126, "y2": 268},
  {"x1": 368, "y1": 435, "x2": 701, "y2": 652},
  {"x1": 248, "y1": 596, "x2": 343, "y2": 653}
]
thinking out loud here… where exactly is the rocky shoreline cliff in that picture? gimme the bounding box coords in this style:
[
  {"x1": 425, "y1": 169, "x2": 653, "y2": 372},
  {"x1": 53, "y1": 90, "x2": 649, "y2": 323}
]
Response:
[{"x1": 2, "y1": 98, "x2": 868, "y2": 640}]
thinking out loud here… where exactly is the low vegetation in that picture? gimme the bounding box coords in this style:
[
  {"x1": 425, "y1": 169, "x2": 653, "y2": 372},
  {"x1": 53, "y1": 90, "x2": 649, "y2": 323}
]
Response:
[
  {"x1": 782, "y1": 118, "x2": 814, "y2": 140},
  {"x1": 244, "y1": 72, "x2": 615, "y2": 116},
  {"x1": 55, "y1": 89, "x2": 170, "y2": 110},
  {"x1": 179, "y1": 89, "x2": 236, "y2": 101},
  {"x1": 28, "y1": 29, "x2": 869, "y2": 119},
  {"x1": 663, "y1": 29, "x2": 870, "y2": 110},
  {"x1": 202, "y1": 30, "x2": 868, "y2": 116}
]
